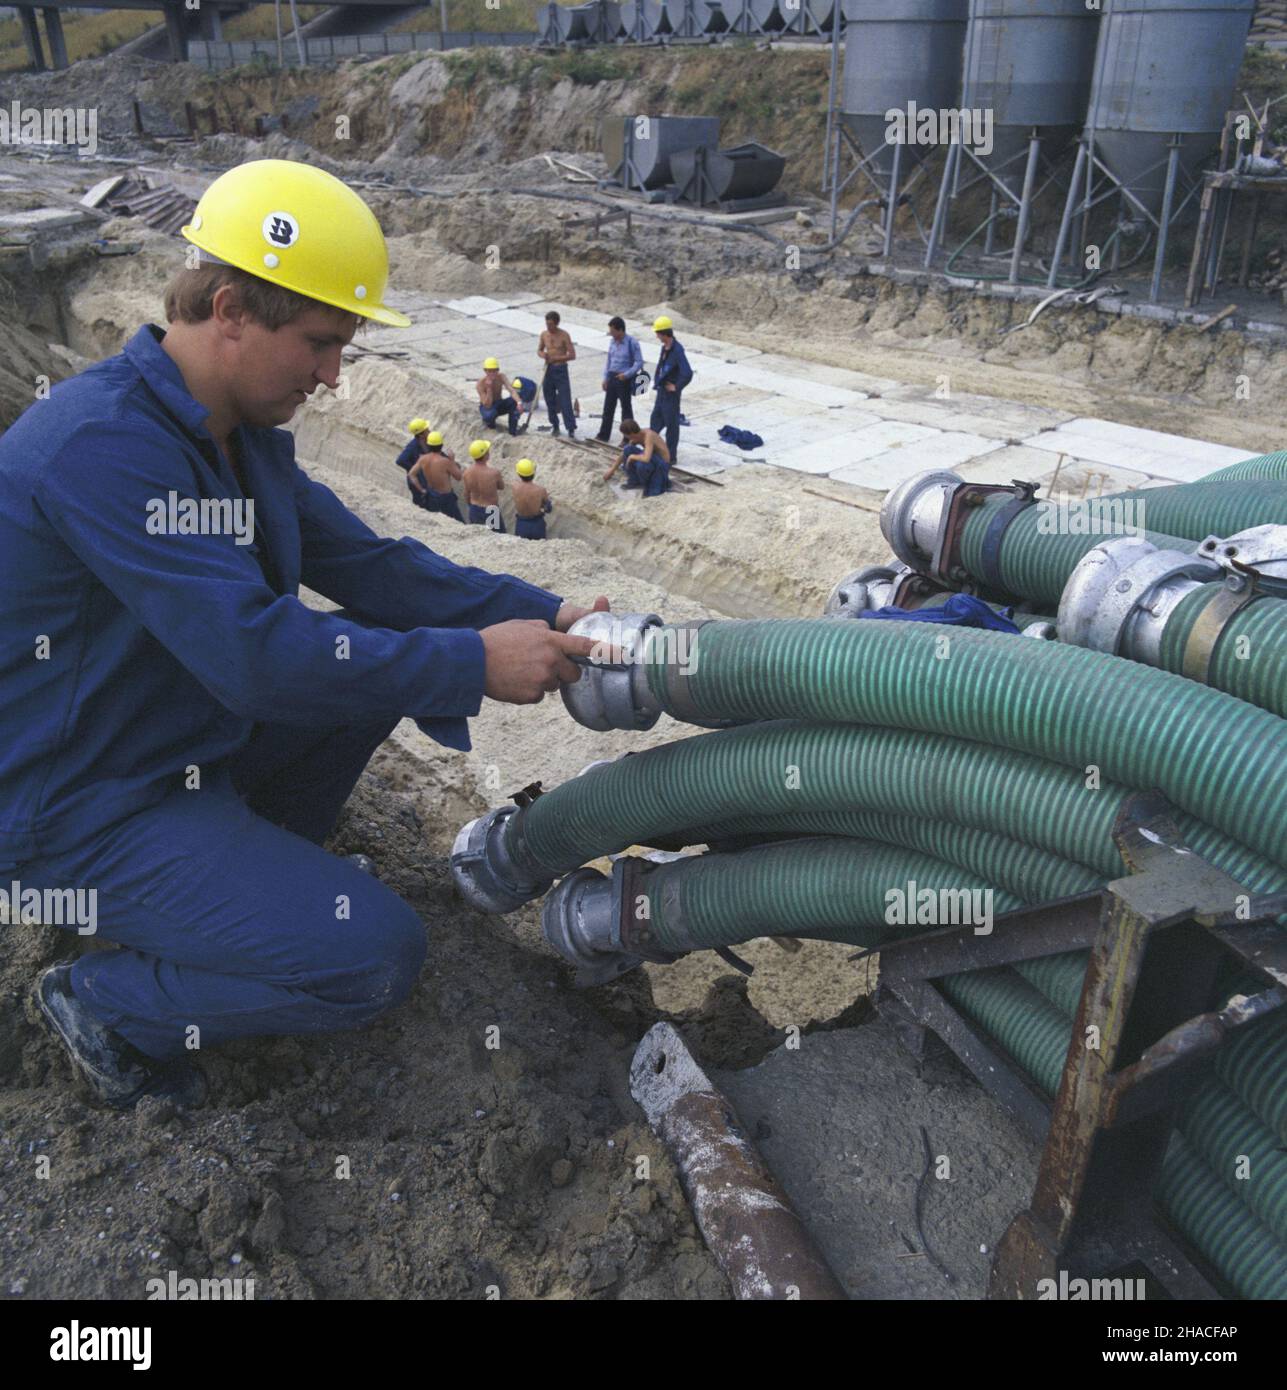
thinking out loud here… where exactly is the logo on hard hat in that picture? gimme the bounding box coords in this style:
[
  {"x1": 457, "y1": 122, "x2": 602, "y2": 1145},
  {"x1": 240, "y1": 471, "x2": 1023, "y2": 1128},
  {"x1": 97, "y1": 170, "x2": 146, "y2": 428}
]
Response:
[{"x1": 263, "y1": 212, "x2": 299, "y2": 248}]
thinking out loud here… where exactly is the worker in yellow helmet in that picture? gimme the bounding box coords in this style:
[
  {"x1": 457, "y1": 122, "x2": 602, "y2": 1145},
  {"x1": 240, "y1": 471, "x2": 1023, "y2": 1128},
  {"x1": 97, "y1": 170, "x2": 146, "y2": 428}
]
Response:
[
  {"x1": 477, "y1": 358, "x2": 519, "y2": 436},
  {"x1": 510, "y1": 373, "x2": 539, "y2": 434},
  {"x1": 463, "y1": 439, "x2": 506, "y2": 532},
  {"x1": 407, "y1": 429, "x2": 464, "y2": 522},
  {"x1": 396, "y1": 418, "x2": 431, "y2": 507},
  {"x1": 650, "y1": 314, "x2": 692, "y2": 470},
  {"x1": 512, "y1": 458, "x2": 553, "y2": 541},
  {"x1": 0, "y1": 157, "x2": 611, "y2": 1108}
]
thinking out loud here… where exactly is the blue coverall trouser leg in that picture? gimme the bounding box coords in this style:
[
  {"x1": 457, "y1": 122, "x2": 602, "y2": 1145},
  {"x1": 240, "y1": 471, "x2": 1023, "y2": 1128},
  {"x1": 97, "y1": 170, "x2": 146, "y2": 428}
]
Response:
[
  {"x1": 543, "y1": 364, "x2": 576, "y2": 433},
  {"x1": 636, "y1": 456, "x2": 671, "y2": 497},
  {"x1": 17, "y1": 714, "x2": 426, "y2": 1061},
  {"x1": 480, "y1": 399, "x2": 519, "y2": 435},
  {"x1": 650, "y1": 390, "x2": 682, "y2": 463},
  {"x1": 514, "y1": 515, "x2": 547, "y2": 540}
]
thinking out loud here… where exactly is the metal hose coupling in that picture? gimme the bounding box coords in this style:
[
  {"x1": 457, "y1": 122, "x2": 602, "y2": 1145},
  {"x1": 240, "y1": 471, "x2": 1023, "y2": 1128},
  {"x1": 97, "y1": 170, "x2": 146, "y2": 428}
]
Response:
[
  {"x1": 879, "y1": 470, "x2": 962, "y2": 571},
  {"x1": 822, "y1": 561, "x2": 952, "y2": 615},
  {"x1": 1058, "y1": 536, "x2": 1220, "y2": 663},
  {"x1": 560, "y1": 610, "x2": 665, "y2": 731},
  {"x1": 542, "y1": 857, "x2": 686, "y2": 986},
  {"x1": 450, "y1": 804, "x2": 552, "y2": 915}
]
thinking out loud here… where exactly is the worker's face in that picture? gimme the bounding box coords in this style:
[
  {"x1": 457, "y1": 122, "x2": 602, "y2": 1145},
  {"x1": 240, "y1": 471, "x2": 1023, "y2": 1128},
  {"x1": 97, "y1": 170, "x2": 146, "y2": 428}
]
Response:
[
  {"x1": 228, "y1": 300, "x2": 356, "y2": 428},
  {"x1": 609, "y1": 326, "x2": 623, "y2": 342}
]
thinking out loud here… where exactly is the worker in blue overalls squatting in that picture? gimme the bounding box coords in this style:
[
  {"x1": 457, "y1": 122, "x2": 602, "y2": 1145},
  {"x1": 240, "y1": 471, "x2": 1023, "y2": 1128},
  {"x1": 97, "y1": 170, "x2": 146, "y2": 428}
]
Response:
[
  {"x1": 0, "y1": 159, "x2": 611, "y2": 1111},
  {"x1": 649, "y1": 315, "x2": 693, "y2": 465}
]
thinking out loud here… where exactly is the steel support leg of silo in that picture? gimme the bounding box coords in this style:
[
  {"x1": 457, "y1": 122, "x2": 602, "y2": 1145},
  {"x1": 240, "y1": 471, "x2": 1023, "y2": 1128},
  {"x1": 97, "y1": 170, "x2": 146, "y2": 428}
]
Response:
[
  {"x1": 19, "y1": 7, "x2": 46, "y2": 70},
  {"x1": 1008, "y1": 134, "x2": 1042, "y2": 286},
  {"x1": 1149, "y1": 143, "x2": 1182, "y2": 304},
  {"x1": 41, "y1": 7, "x2": 68, "y2": 69}
]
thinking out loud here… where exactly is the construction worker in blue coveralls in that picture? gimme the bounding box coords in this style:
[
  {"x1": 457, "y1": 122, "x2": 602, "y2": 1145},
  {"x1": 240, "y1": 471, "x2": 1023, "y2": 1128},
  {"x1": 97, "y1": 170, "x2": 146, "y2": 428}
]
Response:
[
  {"x1": 396, "y1": 417, "x2": 431, "y2": 507},
  {"x1": 0, "y1": 158, "x2": 610, "y2": 1111},
  {"x1": 406, "y1": 429, "x2": 464, "y2": 522},
  {"x1": 649, "y1": 315, "x2": 692, "y2": 464},
  {"x1": 511, "y1": 374, "x2": 539, "y2": 433},
  {"x1": 512, "y1": 458, "x2": 553, "y2": 540}
]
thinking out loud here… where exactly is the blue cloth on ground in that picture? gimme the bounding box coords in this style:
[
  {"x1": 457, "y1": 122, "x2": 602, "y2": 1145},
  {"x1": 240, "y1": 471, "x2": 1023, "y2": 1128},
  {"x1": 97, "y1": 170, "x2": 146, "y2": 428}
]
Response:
[{"x1": 718, "y1": 425, "x2": 764, "y2": 450}]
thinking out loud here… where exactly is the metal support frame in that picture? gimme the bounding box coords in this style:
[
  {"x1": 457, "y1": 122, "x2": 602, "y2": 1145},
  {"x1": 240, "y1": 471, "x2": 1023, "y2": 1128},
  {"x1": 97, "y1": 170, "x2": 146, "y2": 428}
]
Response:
[
  {"x1": 874, "y1": 792, "x2": 1287, "y2": 1301},
  {"x1": 826, "y1": 122, "x2": 933, "y2": 253},
  {"x1": 18, "y1": 6, "x2": 46, "y2": 70},
  {"x1": 924, "y1": 132, "x2": 1068, "y2": 284},
  {"x1": 1046, "y1": 132, "x2": 1207, "y2": 303},
  {"x1": 40, "y1": 7, "x2": 68, "y2": 68}
]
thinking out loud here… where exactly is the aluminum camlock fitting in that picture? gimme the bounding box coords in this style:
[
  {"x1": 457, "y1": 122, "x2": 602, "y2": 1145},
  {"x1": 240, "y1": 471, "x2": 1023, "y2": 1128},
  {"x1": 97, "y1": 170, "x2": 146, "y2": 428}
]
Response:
[
  {"x1": 1058, "y1": 536, "x2": 1221, "y2": 664},
  {"x1": 450, "y1": 804, "x2": 551, "y2": 915},
  {"x1": 879, "y1": 470, "x2": 962, "y2": 572},
  {"x1": 560, "y1": 610, "x2": 665, "y2": 732}
]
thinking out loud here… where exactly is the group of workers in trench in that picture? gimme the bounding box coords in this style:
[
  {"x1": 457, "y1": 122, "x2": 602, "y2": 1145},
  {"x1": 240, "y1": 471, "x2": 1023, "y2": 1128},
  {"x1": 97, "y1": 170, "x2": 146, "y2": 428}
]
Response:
[{"x1": 394, "y1": 311, "x2": 694, "y2": 537}]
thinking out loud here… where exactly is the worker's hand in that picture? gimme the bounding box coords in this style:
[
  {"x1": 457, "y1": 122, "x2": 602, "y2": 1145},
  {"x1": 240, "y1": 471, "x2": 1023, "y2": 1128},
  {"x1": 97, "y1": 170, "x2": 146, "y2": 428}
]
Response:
[
  {"x1": 554, "y1": 594, "x2": 610, "y2": 632},
  {"x1": 479, "y1": 620, "x2": 600, "y2": 704},
  {"x1": 665, "y1": 382, "x2": 677, "y2": 392}
]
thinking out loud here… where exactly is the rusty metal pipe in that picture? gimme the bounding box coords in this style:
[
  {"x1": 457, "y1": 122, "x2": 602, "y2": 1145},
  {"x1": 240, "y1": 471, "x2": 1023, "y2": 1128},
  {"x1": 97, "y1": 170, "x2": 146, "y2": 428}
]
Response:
[{"x1": 630, "y1": 1023, "x2": 846, "y2": 1300}]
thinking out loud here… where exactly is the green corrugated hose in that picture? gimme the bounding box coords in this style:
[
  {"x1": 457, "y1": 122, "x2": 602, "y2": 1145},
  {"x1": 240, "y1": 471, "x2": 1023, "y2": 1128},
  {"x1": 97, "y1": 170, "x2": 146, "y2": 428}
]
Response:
[
  {"x1": 1091, "y1": 479, "x2": 1287, "y2": 541},
  {"x1": 1203, "y1": 451, "x2": 1287, "y2": 483},
  {"x1": 639, "y1": 836, "x2": 1018, "y2": 951},
  {"x1": 638, "y1": 621, "x2": 1287, "y2": 871},
  {"x1": 1156, "y1": 583, "x2": 1287, "y2": 717},
  {"x1": 508, "y1": 720, "x2": 1285, "y2": 894},
  {"x1": 957, "y1": 495, "x2": 1197, "y2": 607}
]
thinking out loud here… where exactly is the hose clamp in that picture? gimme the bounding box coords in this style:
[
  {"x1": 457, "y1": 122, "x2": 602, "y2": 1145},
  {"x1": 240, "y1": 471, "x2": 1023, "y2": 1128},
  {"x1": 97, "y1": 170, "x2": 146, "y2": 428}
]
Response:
[
  {"x1": 971, "y1": 480, "x2": 1039, "y2": 597},
  {"x1": 1180, "y1": 574, "x2": 1270, "y2": 685},
  {"x1": 1196, "y1": 524, "x2": 1287, "y2": 595}
]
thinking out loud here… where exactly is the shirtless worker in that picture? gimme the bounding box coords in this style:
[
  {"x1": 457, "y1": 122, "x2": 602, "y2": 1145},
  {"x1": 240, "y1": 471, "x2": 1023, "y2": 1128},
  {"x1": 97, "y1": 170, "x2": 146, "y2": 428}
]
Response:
[
  {"x1": 477, "y1": 358, "x2": 519, "y2": 436},
  {"x1": 407, "y1": 430, "x2": 463, "y2": 522},
  {"x1": 537, "y1": 310, "x2": 577, "y2": 439},
  {"x1": 603, "y1": 418, "x2": 671, "y2": 497},
  {"x1": 512, "y1": 458, "x2": 553, "y2": 541},
  {"x1": 463, "y1": 439, "x2": 506, "y2": 532}
]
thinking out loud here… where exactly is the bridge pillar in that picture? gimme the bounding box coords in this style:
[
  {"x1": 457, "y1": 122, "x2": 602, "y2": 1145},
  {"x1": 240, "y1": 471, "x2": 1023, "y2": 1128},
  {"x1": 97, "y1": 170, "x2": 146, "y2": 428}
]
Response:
[
  {"x1": 199, "y1": 4, "x2": 223, "y2": 40},
  {"x1": 163, "y1": 1, "x2": 189, "y2": 61},
  {"x1": 19, "y1": 7, "x2": 46, "y2": 70},
  {"x1": 41, "y1": 8, "x2": 69, "y2": 69}
]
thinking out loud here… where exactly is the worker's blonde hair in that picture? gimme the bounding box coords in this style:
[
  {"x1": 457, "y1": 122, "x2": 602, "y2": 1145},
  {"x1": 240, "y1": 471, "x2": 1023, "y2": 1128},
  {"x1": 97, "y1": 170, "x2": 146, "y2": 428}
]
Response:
[{"x1": 163, "y1": 264, "x2": 365, "y2": 334}]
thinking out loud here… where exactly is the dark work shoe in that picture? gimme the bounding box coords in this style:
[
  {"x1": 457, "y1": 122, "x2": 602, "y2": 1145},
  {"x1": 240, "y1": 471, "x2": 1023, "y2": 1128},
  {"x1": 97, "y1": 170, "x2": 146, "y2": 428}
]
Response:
[{"x1": 34, "y1": 964, "x2": 208, "y2": 1111}]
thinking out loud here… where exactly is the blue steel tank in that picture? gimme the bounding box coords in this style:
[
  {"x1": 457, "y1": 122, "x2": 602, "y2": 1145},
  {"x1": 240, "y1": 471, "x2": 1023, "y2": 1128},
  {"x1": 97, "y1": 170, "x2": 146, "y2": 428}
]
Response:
[
  {"x1": 958, "y1": 0, "x2": 1100, "y2": 195},
  {"x1": 1084, "y1": 0, "x2": 1256, "y2": 215},
  {"x1": 841, "y1": 0, "x2": 970, "y2": 174}
]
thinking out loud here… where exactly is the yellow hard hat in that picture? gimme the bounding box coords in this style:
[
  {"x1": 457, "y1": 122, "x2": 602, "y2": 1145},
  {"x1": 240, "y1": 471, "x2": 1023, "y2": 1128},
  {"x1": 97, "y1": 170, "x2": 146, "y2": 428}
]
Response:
[
  {"x1": 426, "y1": 430, "x2": 444, "y2": 447},
  {"x1": 512, "y1": 378, "x2": 524, "y2": 391},
  {"x1": 652, "y1": 315, "x2": 673, "y2": 332},
  {"x1": 181, "y1": 159, "x2": 410, "y2": 328},
  {"x1": 516, "y1": 458, "x2": 536, "y2": 478},
  {"x1": 468, "y1": 439, "x2": 491, "y2": 461},
  {"x1": 483, "y1": 357, "x2": 500, "y2": 371},
  {"x1": 407, "y1": 417, "x2": 428, "y2": 435}
]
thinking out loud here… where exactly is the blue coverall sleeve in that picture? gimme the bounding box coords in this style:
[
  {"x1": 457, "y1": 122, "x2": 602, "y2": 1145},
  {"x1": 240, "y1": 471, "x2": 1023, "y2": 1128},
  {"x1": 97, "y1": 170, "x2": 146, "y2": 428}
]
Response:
[
  {"x1": 675, "y1": 345, "x2": 694, "y2": 390},
  {"x1": 32, "y1": 425, "x2": 492, "y2": 727},
  {"x1": 292, "y1": 468, "x2": 564, "y2": 631}
]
